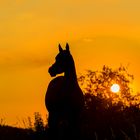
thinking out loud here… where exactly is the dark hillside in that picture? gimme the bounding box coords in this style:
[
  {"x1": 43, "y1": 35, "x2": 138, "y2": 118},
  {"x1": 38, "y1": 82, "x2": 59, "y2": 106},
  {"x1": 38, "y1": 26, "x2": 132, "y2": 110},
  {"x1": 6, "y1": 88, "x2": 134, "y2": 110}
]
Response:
[{"x1": 0, "y1": 125, "x2": 32, "y2": 140}]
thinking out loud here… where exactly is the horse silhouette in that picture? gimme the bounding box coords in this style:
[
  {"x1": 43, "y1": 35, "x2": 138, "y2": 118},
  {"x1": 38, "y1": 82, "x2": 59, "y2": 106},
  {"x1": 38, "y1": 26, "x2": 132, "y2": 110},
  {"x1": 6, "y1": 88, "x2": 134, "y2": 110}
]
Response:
[{"x1": 45, "y1": 43, "x2": 84, "y2": 139}]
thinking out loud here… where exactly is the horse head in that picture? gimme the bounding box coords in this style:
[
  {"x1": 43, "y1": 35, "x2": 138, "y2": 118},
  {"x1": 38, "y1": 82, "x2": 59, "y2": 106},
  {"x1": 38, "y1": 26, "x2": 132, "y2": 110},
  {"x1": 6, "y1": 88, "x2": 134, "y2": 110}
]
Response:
[{"x1": 49, "y1": 43, "x2": 72, "y2": 77}]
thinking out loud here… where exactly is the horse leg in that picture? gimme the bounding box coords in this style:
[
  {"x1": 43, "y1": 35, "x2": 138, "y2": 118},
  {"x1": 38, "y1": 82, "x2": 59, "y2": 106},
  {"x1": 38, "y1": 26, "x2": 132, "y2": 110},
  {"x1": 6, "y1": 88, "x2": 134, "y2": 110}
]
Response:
[{"x1": 48, "y1": 112, "x2": 60, "y2": 140}]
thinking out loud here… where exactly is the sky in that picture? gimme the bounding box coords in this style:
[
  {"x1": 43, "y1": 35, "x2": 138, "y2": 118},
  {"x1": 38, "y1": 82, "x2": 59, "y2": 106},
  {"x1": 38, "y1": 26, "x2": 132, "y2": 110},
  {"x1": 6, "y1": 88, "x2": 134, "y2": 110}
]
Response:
[{"x1": 0, "y1": 0, "x2": 140, "y2": 127}]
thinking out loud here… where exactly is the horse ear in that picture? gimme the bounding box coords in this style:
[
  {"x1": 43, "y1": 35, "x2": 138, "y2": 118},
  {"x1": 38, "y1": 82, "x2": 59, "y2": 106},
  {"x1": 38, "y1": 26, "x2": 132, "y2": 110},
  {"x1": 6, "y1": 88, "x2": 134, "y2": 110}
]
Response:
[
  {"x1": 59, "y1": 44, "x2": 63, "y2": 52},
  {"x1": 66, "y1": 43, "x2": 70, "y2": 52}
]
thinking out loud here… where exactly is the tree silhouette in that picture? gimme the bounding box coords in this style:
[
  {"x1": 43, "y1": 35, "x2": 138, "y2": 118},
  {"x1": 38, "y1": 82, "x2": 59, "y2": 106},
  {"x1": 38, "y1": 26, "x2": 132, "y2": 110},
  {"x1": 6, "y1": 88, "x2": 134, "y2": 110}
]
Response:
[
  {"x1": 78, "y1": 65, "x2": 140, "y2": 108},
  {"x1": 78, "y1": 65, "x2": 140, "y2": 140}
]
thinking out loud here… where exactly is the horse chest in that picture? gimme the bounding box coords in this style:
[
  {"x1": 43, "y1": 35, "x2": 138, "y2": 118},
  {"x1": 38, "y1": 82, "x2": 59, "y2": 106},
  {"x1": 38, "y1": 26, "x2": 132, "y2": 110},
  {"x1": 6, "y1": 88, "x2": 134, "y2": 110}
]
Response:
[{"x1": 45, "y1": 76, "x2": 73, "y2": 110}]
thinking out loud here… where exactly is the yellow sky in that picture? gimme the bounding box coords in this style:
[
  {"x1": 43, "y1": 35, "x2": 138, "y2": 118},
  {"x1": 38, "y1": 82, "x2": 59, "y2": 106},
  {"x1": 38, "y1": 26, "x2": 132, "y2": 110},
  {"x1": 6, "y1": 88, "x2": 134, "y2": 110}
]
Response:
[{"x1": 0, "y1": 0, "x2": 140, "y2": 127}]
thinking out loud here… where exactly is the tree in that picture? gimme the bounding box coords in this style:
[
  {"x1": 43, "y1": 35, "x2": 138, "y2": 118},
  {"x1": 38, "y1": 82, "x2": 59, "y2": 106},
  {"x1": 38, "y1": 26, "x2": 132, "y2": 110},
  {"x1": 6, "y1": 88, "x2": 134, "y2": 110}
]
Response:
[
  {"x1": 78, "y1": 65, "x2": 140, "y2": 140},
  {"x1": 34, "y1": 112, "x2": 45, "y2": 133},
  {"x1": 78, "y1": 65, "x2": 140, "y2": 108}
]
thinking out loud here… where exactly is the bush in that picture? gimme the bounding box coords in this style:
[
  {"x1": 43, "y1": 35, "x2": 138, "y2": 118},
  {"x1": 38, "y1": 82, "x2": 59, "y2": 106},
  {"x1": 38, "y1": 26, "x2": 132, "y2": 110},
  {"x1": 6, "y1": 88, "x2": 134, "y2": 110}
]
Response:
[{"x1": 78, "y1": 65, "x2": 140, "y2": 140}]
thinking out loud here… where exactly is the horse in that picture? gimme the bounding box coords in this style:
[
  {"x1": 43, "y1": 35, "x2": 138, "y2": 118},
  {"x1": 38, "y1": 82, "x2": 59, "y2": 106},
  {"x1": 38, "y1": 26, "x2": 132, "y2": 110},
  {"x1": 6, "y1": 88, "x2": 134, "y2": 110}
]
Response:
[{"x1": 45, "y1": 43, "x2": 84, "y2": 139}]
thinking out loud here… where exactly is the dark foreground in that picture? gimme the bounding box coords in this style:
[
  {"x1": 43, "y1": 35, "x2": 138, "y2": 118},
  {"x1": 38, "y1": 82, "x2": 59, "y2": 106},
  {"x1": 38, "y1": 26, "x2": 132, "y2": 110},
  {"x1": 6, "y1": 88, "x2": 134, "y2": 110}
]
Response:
[{"x1": 0, "y1": 107, "x2": 140, "y2": 140}]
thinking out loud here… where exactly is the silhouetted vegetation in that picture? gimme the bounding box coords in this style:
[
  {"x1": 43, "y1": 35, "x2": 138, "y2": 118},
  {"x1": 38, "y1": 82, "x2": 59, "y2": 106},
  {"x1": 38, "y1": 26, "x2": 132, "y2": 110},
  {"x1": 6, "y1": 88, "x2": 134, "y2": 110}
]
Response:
[
  {"x1": 0, "y1": 125, "x2": 33, "y2": 140},
  {"x1": 0, "y1": 112, "x2": 48, "y2": 140},
  {"x1": 78, "y1": 65, "x2": 140, "y2": 140},
  {"x1": 0, "y1": 65, "x2": 140, "y2": 140}
]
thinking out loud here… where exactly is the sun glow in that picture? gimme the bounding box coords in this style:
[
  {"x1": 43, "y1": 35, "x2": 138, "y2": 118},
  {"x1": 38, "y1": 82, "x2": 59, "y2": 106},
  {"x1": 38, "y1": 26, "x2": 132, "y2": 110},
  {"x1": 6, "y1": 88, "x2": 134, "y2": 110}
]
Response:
[{"x1": 111, "y1": 84, "x2": 120, "y2": 93}]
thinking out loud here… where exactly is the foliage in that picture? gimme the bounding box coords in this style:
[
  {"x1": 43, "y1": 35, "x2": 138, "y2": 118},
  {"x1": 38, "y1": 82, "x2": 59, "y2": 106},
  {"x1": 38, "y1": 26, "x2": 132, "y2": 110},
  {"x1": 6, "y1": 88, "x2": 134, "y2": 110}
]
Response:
[
  {"x1": 78, "y1": 65, "x2": 140, "y2": 108},
  {"x1": 78, "y1": 65, "x2": 140, "y2": 140},
  {"x1": 34, "y1": 112, "x2": 45, "y2": 133}
]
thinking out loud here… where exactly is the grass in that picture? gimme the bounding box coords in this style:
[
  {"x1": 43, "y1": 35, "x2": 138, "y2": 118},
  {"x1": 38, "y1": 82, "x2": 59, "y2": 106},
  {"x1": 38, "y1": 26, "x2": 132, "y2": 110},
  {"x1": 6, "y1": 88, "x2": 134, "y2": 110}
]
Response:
[{"x1": 0, "y1": 107, "x2": 139, "y2": 140}]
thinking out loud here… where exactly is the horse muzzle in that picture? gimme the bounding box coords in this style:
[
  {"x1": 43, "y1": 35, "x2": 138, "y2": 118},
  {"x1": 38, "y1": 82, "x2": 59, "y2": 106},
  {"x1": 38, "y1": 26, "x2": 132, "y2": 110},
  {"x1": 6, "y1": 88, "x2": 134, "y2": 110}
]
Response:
[{"x1": 48, "y1": 66, "x2": 56, "y2": 77}]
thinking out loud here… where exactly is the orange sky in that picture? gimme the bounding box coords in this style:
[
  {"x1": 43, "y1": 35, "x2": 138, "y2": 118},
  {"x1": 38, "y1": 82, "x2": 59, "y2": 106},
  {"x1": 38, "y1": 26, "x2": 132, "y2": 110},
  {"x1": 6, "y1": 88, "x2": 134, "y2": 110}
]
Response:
[{"x1": 0, "y1": 0, "x2": 140, "y2": 127}]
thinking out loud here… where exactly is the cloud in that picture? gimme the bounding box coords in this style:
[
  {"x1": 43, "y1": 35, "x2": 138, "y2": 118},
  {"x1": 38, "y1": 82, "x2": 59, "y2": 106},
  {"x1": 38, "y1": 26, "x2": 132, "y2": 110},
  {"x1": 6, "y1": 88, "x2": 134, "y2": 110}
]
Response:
[
  {"x1": 83, "y1": 38, "x2": 94, "y2": 43},
  {"x1": 0, "y1": 51, "x2": 51, "y2": 72}
]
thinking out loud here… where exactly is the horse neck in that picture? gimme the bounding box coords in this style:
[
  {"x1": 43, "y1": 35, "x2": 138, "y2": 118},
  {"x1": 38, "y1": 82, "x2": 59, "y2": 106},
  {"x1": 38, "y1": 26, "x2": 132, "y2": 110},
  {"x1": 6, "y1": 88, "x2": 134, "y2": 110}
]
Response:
[{"x1": 64, "y1": 58, "x2": 78, "y2": 85}]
